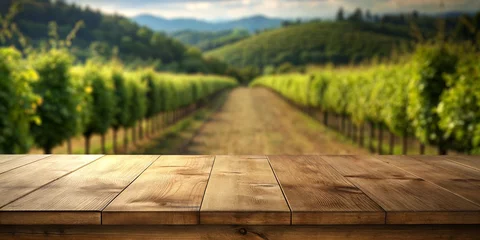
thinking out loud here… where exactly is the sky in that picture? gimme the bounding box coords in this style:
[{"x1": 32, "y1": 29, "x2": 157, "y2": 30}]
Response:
[{"x1": 66, "y1": 0, "x2": 480, "y2": 21}]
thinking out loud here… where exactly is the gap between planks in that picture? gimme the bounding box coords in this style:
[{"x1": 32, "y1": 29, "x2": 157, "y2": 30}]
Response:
[
  {"x1": 266, "y1": 155, "x2": 293, "y2": 225},
  {"x1": 99, "y1": 155, "x2": 161, "y2": 225}
]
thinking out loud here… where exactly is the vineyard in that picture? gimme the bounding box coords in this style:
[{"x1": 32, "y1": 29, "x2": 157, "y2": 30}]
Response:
[
  {"x1": 1, "y1": 1, "x2": 479, "y2": 156},
  {"x1": 0, "y1": 46, "x2": 237, "y2": 154},
  {"x1": 250, "y1": 43, "x2": 480, "y2": 155}
]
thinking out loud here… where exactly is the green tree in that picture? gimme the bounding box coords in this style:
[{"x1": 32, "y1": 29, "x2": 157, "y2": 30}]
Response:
[
  {"x1": 126, "y1": 75, "x2": 147, "y2": 146},
  {"x1": 29, "y1": 49, "x2": 78, "y2": 154},
  {"x1": 336, "y1": 7, "x2": 345, "y2": 21},
  {"x1": 81, "y1": 63, "x2": 115, "y2": 154},
  {"x1": 438, "y1": 48, "x2": 480, "y2": 153},
  {"x1": 110, "y1": 66, "x2": 129, "y2": 153},
  {"x1": 0, "y1": 47, "x2": 40, "y2": 153},
  {"x1": 408, "y1": 44, "x2": 458, "y2": 154},
  {"x1": 348, "y1": 8, "x2": 364, "y2": 22}
]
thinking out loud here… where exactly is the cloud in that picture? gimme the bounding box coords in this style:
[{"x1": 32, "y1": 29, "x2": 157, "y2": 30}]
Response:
[{"x1": 66, "y1": 0, "x2": 479, "y2": 20}]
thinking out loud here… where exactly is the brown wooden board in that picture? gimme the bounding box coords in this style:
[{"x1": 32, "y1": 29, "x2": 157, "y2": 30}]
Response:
[
  {"x1": 322, "y1": 155, "x2": 480, "y2": 224},
  {"x1": 103, "y1": 155, "x2": 214, "y2": 225},
  {"x1": 379, "y1": 155, "x2": 480, "y2": 205},
  {"x1": 268, "y1": 155, "x2": 385, "y2": 224},
  {"x1": 0, "y1": 155, "x2": 50, "y2": 174},
  {"x1": 0, "y1": 155, "x2": 102, "y2": 208},
  {"x1": 0, "y1": 225, "x2": 478, "y2": 240},
  {"x1": 0, "y1": 155, "x2": 158, "y2": 225},
  {"x1": 445, "y1": 155, "x2": 480, "y2": 171},
  {"x1": 200, "y1": 156, "x2": 290, "y2": 225}
]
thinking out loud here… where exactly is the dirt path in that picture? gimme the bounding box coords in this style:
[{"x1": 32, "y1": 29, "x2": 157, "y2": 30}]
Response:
[{"x1": 185, "y1": 87, "x2": 367, "y2": 155}]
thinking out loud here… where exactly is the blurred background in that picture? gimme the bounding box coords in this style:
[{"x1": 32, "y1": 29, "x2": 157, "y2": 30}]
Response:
[{"x1": 0, "y1": 0, "x2": 479, "y2": 155}]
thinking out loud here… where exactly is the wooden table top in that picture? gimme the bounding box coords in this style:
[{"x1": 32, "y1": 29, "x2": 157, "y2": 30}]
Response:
[{"x1": 0, "y1": 154, "x2": 478, "y2": 225}]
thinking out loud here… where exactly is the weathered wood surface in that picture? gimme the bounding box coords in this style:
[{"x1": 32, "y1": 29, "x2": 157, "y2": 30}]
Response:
[
  {"x1": 322, "y1": 155, "x2": 480, "y2": 224},
  {"x1": 0, "y1": 154, "x2": 479, "y2": 227},
  {"x1": 0, "y1": 155, "x2": 102, "y2": 208},
  {"x1": 268, "y1": 155, "x2": 384, "y2": 224},
  {"x1": 0, "y1": 155, "x2": 50, "y2": 174},
  {"x1": 0, "y1": 155, "x2": 158, "y2": 225},
  {"x1": 445, "y1": 155, "x2": 480, "y2": 171},
  {"x1": 379, "y1": 155, "x2": 480, "y2": 205},
  {"x1": 103, "y1": 155, "x2": 214, "y2": 225},
  {"x1": 200, "y1": 156, "x2": 290, "y2": 225}
]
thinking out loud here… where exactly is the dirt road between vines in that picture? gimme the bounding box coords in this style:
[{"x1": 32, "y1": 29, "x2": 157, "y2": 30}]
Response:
[{"x1": 185, "y1": 87, "x2": 367, "y2": 155}]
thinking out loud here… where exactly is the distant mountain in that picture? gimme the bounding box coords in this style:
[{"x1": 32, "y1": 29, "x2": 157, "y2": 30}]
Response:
[{"x1": 132, "y1": 14, "x2": 284, "y2": 33}]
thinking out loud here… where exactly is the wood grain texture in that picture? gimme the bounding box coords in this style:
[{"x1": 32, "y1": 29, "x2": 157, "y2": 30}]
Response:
[
  {"x1": 0, "y1": 155, "x2": 102, "y2": 208},
  {"x1": 200, "y1": 156, "x2": 290, "y2": 225},
  {"x1": 103, "y1": 155, "x2": 214, "y2": 225},
  {"x1": 0, "y1": 225, "x2": 478, "y2": 240},
  {"x1": 268, "y1": 155, "x2": 385, "y2": 224},
  {"x1": 0, "y1": 155, "x2": 50, "y2": 174},
  {"x1": 321, "y1": 155, "x2": 480, "y2": 224},
  {"x1": 379, "y1": 155, "x2": 480, "y2": 205},
  {"x1": 445, "y1": 155, "x2": 480, "y2": 171},
  {"x1": 0, "y1": 155, "x2": 158, "y2": 225}
]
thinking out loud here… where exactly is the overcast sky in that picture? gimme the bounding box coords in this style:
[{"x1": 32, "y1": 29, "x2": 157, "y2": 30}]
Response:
[{"x1": 66, "y1": 0, "x2": 479, "y2": 21}]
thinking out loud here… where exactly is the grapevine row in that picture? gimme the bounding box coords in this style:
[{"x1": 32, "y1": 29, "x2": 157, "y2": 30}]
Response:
[
  {"x1": 250, "y1": 43, "x2": 479, "y2": 154},
  {"x1": 0, "y1": 47, "x2": 237, "y2": 154}
]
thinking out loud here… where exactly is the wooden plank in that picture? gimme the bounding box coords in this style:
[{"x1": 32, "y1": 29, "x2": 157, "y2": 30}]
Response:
[
  {"x1": 0, "y1": 155, "x2": 25, "y2": 163},
  {"x1": 0, "y1": 225, "x2": 478, "y2": 240},
  {"x1": 200, "y1": 155, "x2": 290, "y2": 225},
  {"x1": 0, "y1": 155, "x2": 158, "y2": 225},
  {"x1": 0, "y1": 155, "x2": 50, "y2": 174},
  {"x1": 321, "y1": 155, "x2": 480, "y2": 224},
  {"x1": 268, "y1": 155, "x2": 385, "y2": 224},
  {"x1": 445, "y1": 155, "x2": 480, "y2": 171},
  {"x1": 103, "y1": 155, "x2": 214, "y2": 225},
  {"x1": 379, "y1": 155, "x2": 480, "y2": 205},
  {"x1": 0, "y1": 155, "x2": 102, "y2": 208}
]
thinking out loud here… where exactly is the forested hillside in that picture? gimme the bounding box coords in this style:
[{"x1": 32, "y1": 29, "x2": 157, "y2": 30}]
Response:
[
  {"x1": 171, "y1": 29, "x2": 250, "y2": 51},
  {"x1": 0, "y1": 0, "x2": 230, "y2": 74},
  {"x1": 206, "y1": 21, "x2": 412, "y2": 68},
  {"x1": 206, "y1": 10, "x2": 480, "y2": 70}
]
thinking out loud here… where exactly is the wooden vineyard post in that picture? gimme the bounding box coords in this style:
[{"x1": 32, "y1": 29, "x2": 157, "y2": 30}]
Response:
[
  {"x1": 123, "y1": 127, "x2": 128, "y2": 153},
  {"x1": 67, "y1": 139, "x2": 72, "y2": 154},
  {"x1": 402, "y1": 130, "x2": 408, "y2": 155},
  {"x1": 359, "y1": 123, "x2": 365, "y2": 147},
  {"x1": 378, "y1": 124, "x2": 383, "y2": 155},
  {"x1": 112, "y1": 130, "x2": 117, "y2": 154},
  {"x1": 369, "y1": 122, "x2": 375, "y2": 153},
  {"x1": 101, "y1": 134, "x2": 106, "y2": 154},
  {"x1": 132, "y1": 124, "x2": 136, "y2": 145},
  {"x1": 85, "y1": 136, "x2": 91, "y2": 154},
  {"x1": 323, "y1": 111, "x2": 328, "y2": 127},
  {"x1": 389, "y1": 131, "x2": 394, "y2": 155}
]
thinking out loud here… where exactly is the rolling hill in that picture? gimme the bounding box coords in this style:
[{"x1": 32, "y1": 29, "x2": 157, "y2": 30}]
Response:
[
  {"x1": 132, "y1": 14, "x2": 283, "y2": 33},
  {"x1": 205, "y1": 21, "x2": 413, "y2": 68},
  {"x1": 171, "y1": 29, "x2": 250, "y2": 51}
]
